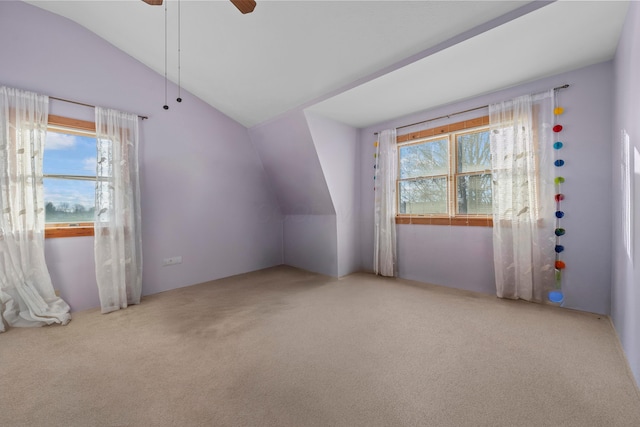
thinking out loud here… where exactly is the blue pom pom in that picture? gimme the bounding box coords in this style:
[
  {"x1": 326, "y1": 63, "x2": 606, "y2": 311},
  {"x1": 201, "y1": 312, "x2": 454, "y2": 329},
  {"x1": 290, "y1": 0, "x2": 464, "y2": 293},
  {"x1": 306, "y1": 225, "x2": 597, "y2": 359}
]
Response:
[
  {"x1": 555, "y1": 211, "x2": 564, "y2": 218},
  {"x1": 553, "y1": 142, "x2": 563, "y2": 150},
  {"x1": 555, "y1": 245, "x2": 564, "y2": 253},
  {"x1": 554, "y1": 159, "x2": 565, "y2": 167},
  {"x1": 548, "y1": 290, "x2": 564, "y2": 303}
]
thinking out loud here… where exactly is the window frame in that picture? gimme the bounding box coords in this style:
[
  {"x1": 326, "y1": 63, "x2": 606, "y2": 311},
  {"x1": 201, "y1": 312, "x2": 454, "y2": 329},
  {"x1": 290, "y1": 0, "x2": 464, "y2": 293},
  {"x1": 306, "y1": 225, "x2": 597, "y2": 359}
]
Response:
[
  {"x1": 395, "y1": 116, "x2": 493, "y2": 227},
  {"x1": 44, "y1": 115, "x2": 97, "y2": 238}
]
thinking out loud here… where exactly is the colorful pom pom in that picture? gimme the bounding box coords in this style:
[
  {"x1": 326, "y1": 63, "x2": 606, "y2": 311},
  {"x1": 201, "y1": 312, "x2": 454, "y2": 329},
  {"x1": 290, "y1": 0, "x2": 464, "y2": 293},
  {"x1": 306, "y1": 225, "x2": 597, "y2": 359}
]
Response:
[
  {"x1": 374, "y1": 142, "x2": 379, "y2": 147},
  {"x1": 555, "y1": 260, "x2": 566, "y2": 269},
  {"x1": 553, "y1": 141, "x2": 563, "y2": 149},
  {"x1": 553, "y1": 125, "x2": 563, "y2": 133},
  {"x1": 554, "y1": 176, "x2": 565, "y2": 185},
  {"x1": 555, "y1": 194, "x2": 565, "y2": 202},
  {"x1": 555, "y1": 245, "x2": 564, "y2": 253},
  {"x1": 554, "y1": 159, "x2": 565, "y2": 167},
  {"x1": 554, "y1": 107, "x2": 564, "y2": 115},
  {"x1": 548, "y1": 290, "x2": 564, "y2": 303},
  {"x1": 555, "y1": 211, "x2": 564, "y2": 218},
  {"x1": 555, "y1": 228, "x2": 565, "y2": 236}
]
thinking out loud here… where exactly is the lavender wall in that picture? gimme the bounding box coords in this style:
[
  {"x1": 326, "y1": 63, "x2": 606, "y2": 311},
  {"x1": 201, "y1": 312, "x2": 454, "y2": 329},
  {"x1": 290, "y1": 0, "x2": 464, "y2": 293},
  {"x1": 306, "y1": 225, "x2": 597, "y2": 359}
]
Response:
[
  {"x1": 306, "y1": 112, "x2": 361, "y2": 277},
  {"x1": 283, "y1": 215, "x2": 337, "y2": 277},
  {"x1": 360, "y1": 61, "x2": 613, "y2": 315},
  {"x1": 248, "y1": 110, "x2": 337, "y2": 276},
  {"x1": 612, "y1": 1, "x2": 640, "y2": 385},
  {"x1": 0, "y1": 1, "x2": 283, "y2": 311},
  {"x1": 248, "y1": 110, "x2": 335, "y2": 216}
]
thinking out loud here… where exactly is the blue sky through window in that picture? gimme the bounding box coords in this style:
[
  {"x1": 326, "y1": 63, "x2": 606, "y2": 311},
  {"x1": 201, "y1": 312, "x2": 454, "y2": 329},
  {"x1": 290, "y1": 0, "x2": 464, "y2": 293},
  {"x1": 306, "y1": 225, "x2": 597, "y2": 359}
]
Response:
[{"x1": 44, "y1": 130, "x2": 97, "y2": 219}]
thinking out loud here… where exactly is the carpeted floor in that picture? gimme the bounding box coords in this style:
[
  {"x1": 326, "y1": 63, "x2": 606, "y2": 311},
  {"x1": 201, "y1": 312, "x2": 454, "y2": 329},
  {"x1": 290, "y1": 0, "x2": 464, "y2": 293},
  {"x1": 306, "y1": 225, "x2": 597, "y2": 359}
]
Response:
[{"x1": 1, "y1": 265, "x2": 639, "y2": 426}]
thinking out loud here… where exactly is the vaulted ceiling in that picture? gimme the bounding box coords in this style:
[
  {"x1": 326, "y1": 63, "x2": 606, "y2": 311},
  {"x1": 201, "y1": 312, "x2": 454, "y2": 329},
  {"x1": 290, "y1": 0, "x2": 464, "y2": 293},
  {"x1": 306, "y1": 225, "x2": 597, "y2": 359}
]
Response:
[{"x1": 26, "y1": 0, "x2": 629, "y2": 128}]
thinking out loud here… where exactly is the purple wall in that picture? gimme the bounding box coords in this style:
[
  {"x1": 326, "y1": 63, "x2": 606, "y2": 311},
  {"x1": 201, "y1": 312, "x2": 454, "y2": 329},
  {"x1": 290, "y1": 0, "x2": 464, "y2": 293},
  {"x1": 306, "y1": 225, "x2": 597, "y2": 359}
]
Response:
[
  {"x1": 360, "y1": 61, "x2": 613, "y2": 316},
  {"x1": 0, "y1": 1, "x2": 283, "y2": 311},
  {"x1": 306, "y1": 112, "x2": 360, "y2": 277},
  {"x1": 248, "y1": 110, "x2": 337, "y2": 276},
  {"x1": 612, "y1": 0, "x2": 640, "y2": 386},
  {"x1": 283, "y1": 215, "x2": 337, "y2": 277},
  {"x1": 248, "y1": 110, "x2": 334, "y2": 215}
]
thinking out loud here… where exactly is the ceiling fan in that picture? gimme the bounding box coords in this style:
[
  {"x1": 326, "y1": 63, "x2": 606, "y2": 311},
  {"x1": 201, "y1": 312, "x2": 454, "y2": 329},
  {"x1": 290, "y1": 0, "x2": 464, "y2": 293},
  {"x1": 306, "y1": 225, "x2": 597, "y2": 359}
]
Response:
[{"x1": 142, "y1": 0, "x2": 256, "y2": 15}]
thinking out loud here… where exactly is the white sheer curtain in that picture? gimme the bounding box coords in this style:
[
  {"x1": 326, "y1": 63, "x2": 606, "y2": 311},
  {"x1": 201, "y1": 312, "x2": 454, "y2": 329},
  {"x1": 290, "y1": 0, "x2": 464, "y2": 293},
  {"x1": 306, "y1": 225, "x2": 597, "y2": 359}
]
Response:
[
  {"x1": 489, "y1": 90, "x2": 555, "y2": 302},
  {"x1": 373, "y1": 129, "x2": 397, "y2": 277},
  {"x1": 94, "y1": 107, "x2": 142, "y2": 314},
  {"x1": 0, "y1": 86, "x2": 70, "y2": 331}
]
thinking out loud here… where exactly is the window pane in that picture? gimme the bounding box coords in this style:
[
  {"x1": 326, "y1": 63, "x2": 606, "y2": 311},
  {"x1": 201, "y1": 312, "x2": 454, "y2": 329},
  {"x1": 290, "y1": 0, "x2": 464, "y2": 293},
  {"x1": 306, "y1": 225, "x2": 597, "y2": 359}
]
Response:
[
  {"x1": 44, "y1": 178, "x2": 95, "y2": 223},
  {"x1": 44, "y1": 131, "x2": 96, "y2": 176},
  {"x1": 399, "y1": 138, "x2": 448, "y2": 179},
  {"x1": 399, "y1": 177, "x2": 447, "y2": 215},
  {"x1": 457, "y1": 130, "x2": 490, "y2": 173},
  {"x1": 457, "y1": 174, "x2": 492, "y2": 215}
]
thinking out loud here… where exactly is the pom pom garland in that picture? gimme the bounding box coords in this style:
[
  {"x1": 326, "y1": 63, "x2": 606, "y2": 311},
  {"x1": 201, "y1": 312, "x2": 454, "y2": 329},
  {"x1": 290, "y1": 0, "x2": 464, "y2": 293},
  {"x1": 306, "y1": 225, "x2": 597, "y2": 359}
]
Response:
[{"x1": 550, "y1": 97, "x2": 567, "y2": 305}]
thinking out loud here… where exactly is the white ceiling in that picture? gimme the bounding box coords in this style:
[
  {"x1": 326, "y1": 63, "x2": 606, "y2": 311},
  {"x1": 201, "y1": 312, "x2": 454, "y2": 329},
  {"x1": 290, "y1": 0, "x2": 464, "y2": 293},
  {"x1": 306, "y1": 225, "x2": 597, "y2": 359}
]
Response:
[
  {"x1": 308, "y1": 0, "x2": 630, "y2": 127},
  {"x1": 26, "y1": 0, "x2": 629, "y2": 129}
]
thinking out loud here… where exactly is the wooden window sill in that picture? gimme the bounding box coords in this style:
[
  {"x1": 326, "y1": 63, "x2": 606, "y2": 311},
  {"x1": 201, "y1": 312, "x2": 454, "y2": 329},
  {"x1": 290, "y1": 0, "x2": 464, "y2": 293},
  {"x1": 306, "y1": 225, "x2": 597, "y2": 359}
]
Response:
[
  {"x1": 45, "y1": 225, "x2": 94, "y2": 238},
  {"x1": 396, "y1": 216, "x2": 493, "y2": 227}
]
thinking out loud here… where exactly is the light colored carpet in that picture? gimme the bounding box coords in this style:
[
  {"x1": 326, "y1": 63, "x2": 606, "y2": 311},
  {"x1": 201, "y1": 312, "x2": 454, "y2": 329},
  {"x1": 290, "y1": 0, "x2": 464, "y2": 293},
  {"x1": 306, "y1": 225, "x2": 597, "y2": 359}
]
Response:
[{"x1": 1, "y1": 265, "x2": 639, "y2": 426}]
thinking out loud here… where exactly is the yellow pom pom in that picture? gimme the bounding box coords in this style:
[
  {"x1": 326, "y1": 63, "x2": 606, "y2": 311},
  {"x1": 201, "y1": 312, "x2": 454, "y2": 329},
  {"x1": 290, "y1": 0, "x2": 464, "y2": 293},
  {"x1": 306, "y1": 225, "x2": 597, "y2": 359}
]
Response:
[
  {"x1": 554, "y1": 107, "x2": 564, "y2": 115},
  {"x1": 374, "y1": 141, "x2": 379, "y2": 147}
]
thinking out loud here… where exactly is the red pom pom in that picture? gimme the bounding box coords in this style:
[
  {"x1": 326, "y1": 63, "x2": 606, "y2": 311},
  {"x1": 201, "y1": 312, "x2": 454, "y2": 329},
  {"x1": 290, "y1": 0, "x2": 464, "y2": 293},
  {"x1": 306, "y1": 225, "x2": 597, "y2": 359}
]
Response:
[
  {"x1": 553, "y1": 124, "x2": 563, "y2": 133},
  {"x1": 555, "y1": 260, "x2": 566, "y2": 269},
  {"x1": 555, "y1": 194, "x2": 565, "y2": 202}
]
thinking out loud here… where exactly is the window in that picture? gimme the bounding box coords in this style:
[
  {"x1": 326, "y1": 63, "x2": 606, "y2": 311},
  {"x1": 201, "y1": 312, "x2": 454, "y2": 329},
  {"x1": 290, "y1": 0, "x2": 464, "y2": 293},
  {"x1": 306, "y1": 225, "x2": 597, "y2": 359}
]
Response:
[
  {"x1": 44, "y1": 115, "x2": 97, "y2": 238},
  {"x1": 396, "y1": 116, "x2": 493, "y2": 226}
]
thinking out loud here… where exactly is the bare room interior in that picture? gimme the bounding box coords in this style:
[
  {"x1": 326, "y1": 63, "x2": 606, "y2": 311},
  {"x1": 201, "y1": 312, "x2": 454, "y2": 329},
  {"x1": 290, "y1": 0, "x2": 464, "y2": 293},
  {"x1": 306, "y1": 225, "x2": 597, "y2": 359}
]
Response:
[{"x1": 1, "y1": 1, "x2": 640, "y2": 425}]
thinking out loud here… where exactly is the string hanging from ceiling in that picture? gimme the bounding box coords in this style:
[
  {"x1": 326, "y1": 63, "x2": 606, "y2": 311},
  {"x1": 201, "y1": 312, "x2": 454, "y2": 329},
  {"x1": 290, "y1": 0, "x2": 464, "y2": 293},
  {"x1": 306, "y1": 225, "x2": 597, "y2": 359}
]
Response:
[
  {"x1": 162, "y1": 0, "x2": 183, "y2": 110},
  {"x1": 163, "y1": 0, "x2": 169, "y2": 110},
  {"x1": 177, "y1": 0, "x2": 182, "y2": 103}
]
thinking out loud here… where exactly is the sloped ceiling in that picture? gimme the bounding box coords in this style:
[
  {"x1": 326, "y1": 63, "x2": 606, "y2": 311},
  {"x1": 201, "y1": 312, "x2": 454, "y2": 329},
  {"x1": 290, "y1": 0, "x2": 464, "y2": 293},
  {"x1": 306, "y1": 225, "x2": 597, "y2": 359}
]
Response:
[
  {"x1": 26, "y1": 0, "x2": 540, "y2": 128},
  {"x1": 308, "y1": 0, "x2": 630, "y2": 128}
]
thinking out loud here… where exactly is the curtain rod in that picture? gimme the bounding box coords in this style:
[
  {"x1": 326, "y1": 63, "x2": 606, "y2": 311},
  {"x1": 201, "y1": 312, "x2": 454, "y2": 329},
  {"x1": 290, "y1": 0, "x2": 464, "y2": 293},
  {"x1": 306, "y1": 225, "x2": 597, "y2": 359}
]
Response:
[
  {"x1": 50, "y1": 96, "x2": 149, "y2": 120},
  {"x1": 374, "y1": 84, "x2": 569, "y2": 136}
]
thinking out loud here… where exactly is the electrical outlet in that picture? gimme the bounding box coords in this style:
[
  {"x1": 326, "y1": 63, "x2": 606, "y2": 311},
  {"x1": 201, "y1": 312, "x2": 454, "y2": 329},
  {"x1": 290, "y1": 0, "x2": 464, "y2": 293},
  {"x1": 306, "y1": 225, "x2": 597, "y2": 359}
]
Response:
[{"x1": 162, "y1": 256, "x2": 183, "y2": 266}]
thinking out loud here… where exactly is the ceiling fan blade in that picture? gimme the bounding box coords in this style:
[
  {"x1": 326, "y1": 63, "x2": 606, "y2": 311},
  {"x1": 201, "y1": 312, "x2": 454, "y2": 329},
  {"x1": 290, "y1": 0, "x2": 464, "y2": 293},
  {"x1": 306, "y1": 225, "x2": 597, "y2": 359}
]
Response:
[
  {"x1": 142, "y1": 0, "x2": 163, "y2": 5},
  {"x1": 230, "y1": 0, "x2": 256, "y2": 14}
]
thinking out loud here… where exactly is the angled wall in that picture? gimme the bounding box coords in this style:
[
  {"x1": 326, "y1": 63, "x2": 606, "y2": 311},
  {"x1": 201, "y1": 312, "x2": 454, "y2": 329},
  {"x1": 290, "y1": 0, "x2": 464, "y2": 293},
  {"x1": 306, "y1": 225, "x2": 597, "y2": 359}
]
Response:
[
  {"x1": 248, "y1": 110, "x2": 338, "y2": 276},
  {"x1": 305, "y1": 111, "x2": 360, "y2": 277}
]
